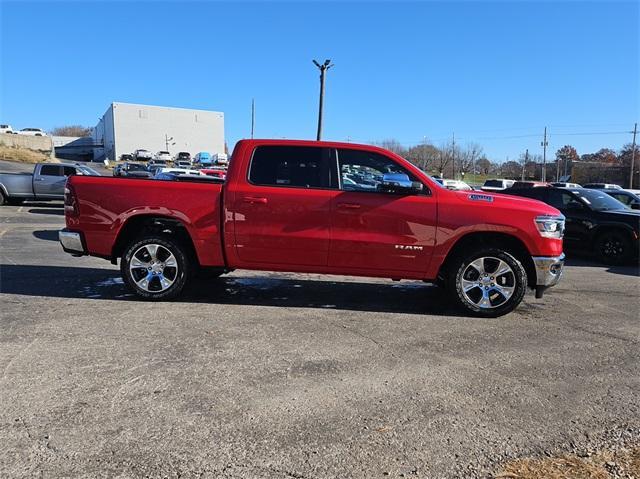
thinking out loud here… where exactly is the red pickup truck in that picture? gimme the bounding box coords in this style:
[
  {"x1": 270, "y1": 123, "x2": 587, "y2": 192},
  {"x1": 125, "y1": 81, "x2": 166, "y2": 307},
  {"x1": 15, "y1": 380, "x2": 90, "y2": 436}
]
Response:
[{"x1": 59, "y1": 139, "x2": 565, "y2": 317}]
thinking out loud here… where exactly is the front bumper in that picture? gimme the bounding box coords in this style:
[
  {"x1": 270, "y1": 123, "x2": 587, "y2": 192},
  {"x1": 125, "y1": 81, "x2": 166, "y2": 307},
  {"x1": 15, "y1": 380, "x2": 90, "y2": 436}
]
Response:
[
  {"x1": 532, "y1": 253, "x2": 565, "y2": 298},
  {"x1": 59, "y1": 229, "x2": 86, "y2": 256}
]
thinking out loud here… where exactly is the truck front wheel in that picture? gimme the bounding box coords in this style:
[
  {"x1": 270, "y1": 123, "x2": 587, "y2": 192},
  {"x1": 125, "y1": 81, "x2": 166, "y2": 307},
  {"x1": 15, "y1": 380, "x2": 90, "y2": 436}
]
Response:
[
  {"x1": 121, "y1": 235, "x2": 190, "y2": 300},
  {"x1": 446, "y1": 247, "x2": 527, "y2": 318}
]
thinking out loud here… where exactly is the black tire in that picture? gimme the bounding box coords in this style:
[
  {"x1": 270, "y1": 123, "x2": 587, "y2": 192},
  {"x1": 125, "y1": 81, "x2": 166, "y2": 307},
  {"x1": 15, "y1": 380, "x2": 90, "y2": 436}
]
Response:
[
  {"x1": 595, "y1": 230, "x2": 632, "y2": 265},
  {"x1": 0, "y1": 191, "x2": 7, "y2": 206},
  {"x1": 446, "y1": 247, "x2": 527, "y2": 318},
  {"x1": 121, "y1": 235, "x2": 191, "y2": 300}
]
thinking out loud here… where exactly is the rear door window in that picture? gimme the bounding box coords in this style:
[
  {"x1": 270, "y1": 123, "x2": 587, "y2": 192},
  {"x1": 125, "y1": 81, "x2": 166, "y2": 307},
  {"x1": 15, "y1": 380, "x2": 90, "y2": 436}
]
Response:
[
  {"x1": 39, "y1": 165, "x2": 62, "y2": 176},
  {"x1": 249, "y1": 145, "x2": 335, "y2": 189}
]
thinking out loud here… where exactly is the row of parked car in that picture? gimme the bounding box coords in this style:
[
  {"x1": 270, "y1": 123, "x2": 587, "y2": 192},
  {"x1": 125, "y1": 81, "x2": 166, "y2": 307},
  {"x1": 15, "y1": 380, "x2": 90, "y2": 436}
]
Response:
[
  {"x1": 0, "y1": 124, "x2": 47, "y2": 136},
  {"x1": 113, "y1": 160, "x2": 227, "y2": 180}
]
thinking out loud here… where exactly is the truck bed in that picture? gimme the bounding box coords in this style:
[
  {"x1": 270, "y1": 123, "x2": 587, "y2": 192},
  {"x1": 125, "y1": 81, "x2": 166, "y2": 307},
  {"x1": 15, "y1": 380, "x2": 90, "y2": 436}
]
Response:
[{"x1": 67, "y1": 175, "x2": 226, "y2": 266}]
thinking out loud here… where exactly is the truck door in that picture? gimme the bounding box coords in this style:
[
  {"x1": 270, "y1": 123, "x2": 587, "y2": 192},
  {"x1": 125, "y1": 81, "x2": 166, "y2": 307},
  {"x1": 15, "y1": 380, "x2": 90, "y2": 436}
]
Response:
[
  {"x1": 328, "y1": 148, "x2": 436, "y2": 274},
  {"x1": 33, "y1": 165, "x2": 66, "y2": 198},
  {"x1": 229, "y1": 145, "x2": 339, "y2": 267}
]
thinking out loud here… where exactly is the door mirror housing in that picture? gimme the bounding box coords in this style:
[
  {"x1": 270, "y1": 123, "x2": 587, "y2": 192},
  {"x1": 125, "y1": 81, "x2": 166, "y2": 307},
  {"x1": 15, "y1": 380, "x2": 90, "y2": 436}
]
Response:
[{"x1": 378, "y1": 173, "x2": 423, "y2": 194}]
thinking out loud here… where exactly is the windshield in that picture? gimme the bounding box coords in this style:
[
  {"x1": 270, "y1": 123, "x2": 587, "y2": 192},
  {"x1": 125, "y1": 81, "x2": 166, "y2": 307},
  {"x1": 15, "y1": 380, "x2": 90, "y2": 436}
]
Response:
[
  {"x1": 484, "y1": 180, "x2": 503, "y2": 187},
  {"x1": 573, "y1": 189, "x2": 628, "y2": 211},
  {"x1": 128, "y1": 163, "x2": 146, "y2": 171}
]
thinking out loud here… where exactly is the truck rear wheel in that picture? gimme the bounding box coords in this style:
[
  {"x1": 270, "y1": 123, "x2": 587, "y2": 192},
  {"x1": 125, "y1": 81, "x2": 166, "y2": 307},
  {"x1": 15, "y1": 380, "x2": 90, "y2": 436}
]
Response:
[
  {"x1": 121, "y1": 235, "x2": 190, "y2": 300},
  {"x1": 446, "y1": 247, "x2": 527, "y2": 318}
]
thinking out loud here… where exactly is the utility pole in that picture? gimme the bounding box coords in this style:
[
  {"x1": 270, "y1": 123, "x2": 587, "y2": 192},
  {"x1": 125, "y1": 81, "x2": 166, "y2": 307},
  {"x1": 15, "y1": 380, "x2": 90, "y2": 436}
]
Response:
[
  {"x1": 522, "y1": 149, "x2": 528, "y2": 181},
  {"x1": 164, "y1": 134, "x2": 173, "y2": 152},
  {"x1": 251, "y1": 99, "x2": 255, "y2": 139},
  {"x1": 313, "y1": 59, "x2": 333, "y2": 141},
  {"x1": 541, "y1": 127, "x2": 548, "y2": 182},
  {"x1": 451, "y1": 133, "x2": 456, "y2": 179},
  {"x1": 630, "y1": 122, "x2": 637, "y2": 189}
]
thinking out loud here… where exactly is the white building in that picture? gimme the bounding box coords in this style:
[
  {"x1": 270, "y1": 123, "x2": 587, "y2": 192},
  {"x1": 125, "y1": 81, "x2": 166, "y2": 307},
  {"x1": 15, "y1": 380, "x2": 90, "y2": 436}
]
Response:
[{"x1": 93, "y1": 102, "x2": 224, "y2": 161}]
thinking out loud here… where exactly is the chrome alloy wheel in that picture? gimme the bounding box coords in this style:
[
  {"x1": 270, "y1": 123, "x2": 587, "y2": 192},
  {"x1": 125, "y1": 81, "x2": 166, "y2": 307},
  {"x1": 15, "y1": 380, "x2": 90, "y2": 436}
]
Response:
[
  {"x1": 129, "y1": 244, "x2": 178, "y2": 292},
  {"x1": 459, "y1": 256, "x2": 516, "y2": 309}
]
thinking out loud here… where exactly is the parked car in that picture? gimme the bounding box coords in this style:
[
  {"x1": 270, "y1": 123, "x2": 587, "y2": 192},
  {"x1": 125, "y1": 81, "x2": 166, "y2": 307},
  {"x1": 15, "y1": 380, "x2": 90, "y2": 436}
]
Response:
[
  {"x1": 120, "y1": 154, "x2": 134, "y2": 162},
  {"x1": 511, "y1": 181, "x2": 550, "y2": 189},
  {"x1": 194, "y1": 152, "x2": 212, "y2": 166},
  {"x1": 113, "y1": 162, "x2": 151, "y2": 177},
  {"x1": 0, "y1": 162, "x2": 99, "y2": 205},
  {"x1": 18, "y1": 127, "x2": 46, "y2": 136},
  {"x1": 0, "y1": 124, "x2": 14, "y2": 134},
  {"x1": 442, "y1": 179, "x2": 473, "y2": 191},
  {"x1": 155, "y1": 151, "x2": 172, "y2": 162},
  {"x1": 175, "y1": 152, "x2": 191, "y2": 164},
  {"x1": 157, "y1": 167, "x2": 204, "y2": 176},
  {"x1": 200, "y1": 168, "x2": 226, "y2": 180},
  {"x1": 214, "y1": 153, "x2": 229, "y2": 166},
  {"x1": 147, "y1": 159, "x2": 169, "y2": 169},
  {"x1": 481, "y1": 179, "x2": 516, "y2": 191},
  {"x1": 551, "y1": 182, "x2": 582, "y2": 188},
  {"x1": 133, "y1": 149, "x2": 153, "y2": 161},
  {"x1": 502, "y1": 186, "x2": 639, "y2": 264},
  {"x1": 175, "y1": 160, "x2": 192, "y2": 169},
  {"x1": 602, "y1": 189, "x2": 640, "y2": 210},
  {"x1": 59, "y1": 139, "x2": 566, "y2": 317},
  {"x1": 582, "y1": 183, "x2": 622, "y2": 190}
]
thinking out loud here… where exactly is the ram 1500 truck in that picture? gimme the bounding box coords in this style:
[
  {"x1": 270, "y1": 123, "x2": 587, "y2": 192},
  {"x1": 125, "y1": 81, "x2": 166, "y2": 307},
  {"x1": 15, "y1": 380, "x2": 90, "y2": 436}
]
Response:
[
  {"x1": 0, "y1": 162, "x2": 100, "y2": 205},
  {"x1": 59, "y1": 140, "x2": 565, "y2": 317}
]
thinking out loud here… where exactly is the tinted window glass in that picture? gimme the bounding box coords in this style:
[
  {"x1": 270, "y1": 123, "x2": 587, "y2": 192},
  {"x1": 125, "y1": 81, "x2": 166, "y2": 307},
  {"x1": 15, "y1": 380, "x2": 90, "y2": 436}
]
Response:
[
  {"x1": 249, "y1": 146, "x2": 334, "y2": 189},
  {"x1": 547, "y1": 190, "x2": 578, "y2": 209},
  {"x1": 63, "y1": 166, "x2": 77, "y2": 176},
  {"x1": 337, "y1": 149, "x2": 420, "y2": 193},
  {"x1": 40, "y1": 165, "x2": 61, "y2": 176}
]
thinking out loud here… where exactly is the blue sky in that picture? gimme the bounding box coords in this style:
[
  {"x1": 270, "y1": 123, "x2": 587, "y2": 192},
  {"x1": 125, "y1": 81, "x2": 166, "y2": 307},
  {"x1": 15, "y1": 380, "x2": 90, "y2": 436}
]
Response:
[{"x1": 1, "y1": 1, "x2": 638, "y2": 161}]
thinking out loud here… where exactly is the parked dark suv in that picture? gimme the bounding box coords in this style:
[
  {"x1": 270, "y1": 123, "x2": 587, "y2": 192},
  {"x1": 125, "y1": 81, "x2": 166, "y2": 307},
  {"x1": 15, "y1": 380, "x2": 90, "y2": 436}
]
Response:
[{"x1": 503, "y1": 187, "x2": 640, "y2": 264}]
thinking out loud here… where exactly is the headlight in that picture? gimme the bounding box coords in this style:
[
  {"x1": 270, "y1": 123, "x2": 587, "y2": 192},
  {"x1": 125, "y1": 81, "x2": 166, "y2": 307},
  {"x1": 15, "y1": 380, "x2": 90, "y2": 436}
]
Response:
[{"x1": 534, "y1": 215, "x2": 565, "y2": 239}]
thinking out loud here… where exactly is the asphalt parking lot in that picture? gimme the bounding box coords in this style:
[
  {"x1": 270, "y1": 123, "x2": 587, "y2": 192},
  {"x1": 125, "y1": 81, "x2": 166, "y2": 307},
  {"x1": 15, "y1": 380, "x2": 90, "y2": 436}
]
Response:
[{"x1": 1, "y1": 200, "x2": 639, "y2": 478}]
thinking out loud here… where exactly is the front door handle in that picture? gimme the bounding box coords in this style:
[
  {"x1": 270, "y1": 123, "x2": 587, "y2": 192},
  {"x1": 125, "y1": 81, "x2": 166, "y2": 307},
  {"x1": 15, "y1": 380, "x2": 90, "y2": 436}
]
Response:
[
  {"x1": 242, "y1": 196, "x2": 268, "y2": 204},
  {"x1": 34, "y1": 178, "x2": 45, "y2": 182},
  {"x1": 337, "y1": 203, "x2": 361, "y2": 210}
]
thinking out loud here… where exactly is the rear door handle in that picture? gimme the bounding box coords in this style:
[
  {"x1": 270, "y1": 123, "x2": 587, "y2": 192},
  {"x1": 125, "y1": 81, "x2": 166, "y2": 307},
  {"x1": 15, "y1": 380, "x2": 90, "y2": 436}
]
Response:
[
  {"x1": 337, "y1": 203, "x2": 361, "y2": 210},
  {"x1": 242, "y1": 196, "x2": 268, "y2": 204}
]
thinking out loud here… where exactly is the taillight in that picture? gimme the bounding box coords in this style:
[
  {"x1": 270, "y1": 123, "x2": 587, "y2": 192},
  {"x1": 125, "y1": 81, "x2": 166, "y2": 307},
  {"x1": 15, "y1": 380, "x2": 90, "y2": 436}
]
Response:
[{"x1": 64, "y1": 182, "x2": 79, "y2": 216}]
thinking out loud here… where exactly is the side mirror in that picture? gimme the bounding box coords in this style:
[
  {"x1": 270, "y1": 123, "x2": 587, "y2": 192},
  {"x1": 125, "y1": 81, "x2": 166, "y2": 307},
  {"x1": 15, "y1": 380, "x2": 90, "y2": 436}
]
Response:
[
  {"x1": 566, "y1": 201, "x2": 584, "y2": 211},
  {"x1": 379, "y1": 173, "x2": 423, "y2": 194},
  {"x1": 630, "y1": 203, "x2": 640, "y2": 210}
]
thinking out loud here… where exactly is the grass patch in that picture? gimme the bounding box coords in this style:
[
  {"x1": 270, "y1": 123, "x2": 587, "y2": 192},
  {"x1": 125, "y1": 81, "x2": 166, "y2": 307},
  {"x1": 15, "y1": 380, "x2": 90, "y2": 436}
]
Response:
[
  {"x1": 497, "y1": 446, "x2": 639, "y2": 478},
  {"x1": 0, "y1": 145, "x2": 56, "y2": 164}
]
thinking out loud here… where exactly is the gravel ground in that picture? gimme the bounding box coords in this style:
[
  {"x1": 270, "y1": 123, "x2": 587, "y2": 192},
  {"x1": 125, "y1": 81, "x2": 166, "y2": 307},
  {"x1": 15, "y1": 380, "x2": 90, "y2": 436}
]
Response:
[{"x1": 0, "y1": 198, "x2": 639, "y2": 478}]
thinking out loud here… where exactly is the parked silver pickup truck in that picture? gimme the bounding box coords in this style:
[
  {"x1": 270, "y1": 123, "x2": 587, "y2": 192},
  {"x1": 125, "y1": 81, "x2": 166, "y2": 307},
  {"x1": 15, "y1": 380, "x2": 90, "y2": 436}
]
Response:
[{"x1": 0, "y1": 162, "x2": 100, "y2": 205}]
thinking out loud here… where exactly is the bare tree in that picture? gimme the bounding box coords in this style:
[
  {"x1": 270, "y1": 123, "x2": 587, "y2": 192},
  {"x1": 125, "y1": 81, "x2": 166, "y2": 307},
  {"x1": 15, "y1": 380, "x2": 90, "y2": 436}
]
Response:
[
  {"x1": 458, "y1": 142, "x2": 483, "y2": 175},
  {"x1": 376, "y1": 139, "x2": 407, "y2": 157},
  {"x1": 50, "y1": 125, "x2": 92, "y2": 137},
  {"x1": 405, "y1": 142, "x2": 440, "y2": 172}
]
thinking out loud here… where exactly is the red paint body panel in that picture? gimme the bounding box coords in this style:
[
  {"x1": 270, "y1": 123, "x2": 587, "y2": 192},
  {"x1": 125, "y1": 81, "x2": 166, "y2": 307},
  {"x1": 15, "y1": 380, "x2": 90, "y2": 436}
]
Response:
[
  {"x1": 66, "y1": 176, "x2": 225, "y2": 266},
  {"x1": 66, "y1": 139, "x2": 563, "y2": 281}
]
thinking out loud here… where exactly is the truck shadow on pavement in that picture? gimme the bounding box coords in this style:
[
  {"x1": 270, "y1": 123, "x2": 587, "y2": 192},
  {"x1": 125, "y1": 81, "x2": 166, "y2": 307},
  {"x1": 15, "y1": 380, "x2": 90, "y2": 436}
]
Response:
[
  {"x1": 564, "y1": 255, "x2": 640, "y2": 277},
  {"x1": 27, "y1": 208, "x2": 64, "y2": 216},
  {"x1": 0, "y1": 264, "x2": 479, "y2": 317},
  {"x1": 32, "y1": 230, "x2": 60, "y2": 241}
]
